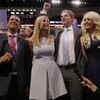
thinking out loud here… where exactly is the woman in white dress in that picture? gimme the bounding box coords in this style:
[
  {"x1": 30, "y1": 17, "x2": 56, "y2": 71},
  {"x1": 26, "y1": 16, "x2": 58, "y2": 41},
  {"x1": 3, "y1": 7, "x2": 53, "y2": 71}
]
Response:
[{"x1": 29, "y1": 15, "x2": 67, "y2": 100}]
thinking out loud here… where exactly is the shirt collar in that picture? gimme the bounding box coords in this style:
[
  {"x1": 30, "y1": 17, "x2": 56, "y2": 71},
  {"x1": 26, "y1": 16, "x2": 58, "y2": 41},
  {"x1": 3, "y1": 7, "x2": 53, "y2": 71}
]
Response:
[
  {"x1": 7, "y1": 32, "x2": 18, "y2": 37},
  {"x1": 64, "y1": 25, "x2": 73, "y2": 31}
]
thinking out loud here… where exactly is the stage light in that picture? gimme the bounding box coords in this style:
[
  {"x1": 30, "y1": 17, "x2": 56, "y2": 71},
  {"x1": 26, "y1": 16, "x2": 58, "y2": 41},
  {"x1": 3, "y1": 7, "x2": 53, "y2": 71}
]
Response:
[
  {"x1": 30, "y1": 12, "x2": 33, "y2": 14},
  {"x1": 22, "y1": 9, "x2": 25, "y2": 11},
  {"x1": 51, "y1": 0, "x2": 61, "y2": 4},
  {"x1": 18, "y1": 9, "x2": 20, "y2": 11},
  {"x1": 12, "y1": 9, "x2": 15, "y2": 11},
  {"x1": 71, "y1": 0, "x2": 81, "y2": 6},
  {"x1": 16, "y1": 12, "x2": 19, "y2": 14},
  {"x1": 8, "y1": 9, "x2": 10, "y2": 11},
  {"x1": 30, "y1": 9, "x2": 33, "y2": 11},
  {"x1": 20, "y1": 12, "x2": 24, "y2": 14},
  {"x1": 33, "y1": 9, "x2": 36, "y2": 12},
  {"x1": 11, "y1": 12, "x2": 15, "y2": 14},
  {"x1": 26, "y1": 9, "x2": 29, "y2": 11}
]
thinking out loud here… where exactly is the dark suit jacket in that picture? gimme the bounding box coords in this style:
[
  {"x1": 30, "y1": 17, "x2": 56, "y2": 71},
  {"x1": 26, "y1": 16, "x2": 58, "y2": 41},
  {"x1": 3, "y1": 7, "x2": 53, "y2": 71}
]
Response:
[
  {"x1": 96, "y1": 86, "x2": 100, "y2": 96},
  {"x1": 0, "y1": 33, "x2": 32, "y2": 96},
  {"x1": 0, "y1": 34, "x2": 12, "y2": 76},
  {"x1": 54, "y1": 27, "x2": 86, "y2": 74}
]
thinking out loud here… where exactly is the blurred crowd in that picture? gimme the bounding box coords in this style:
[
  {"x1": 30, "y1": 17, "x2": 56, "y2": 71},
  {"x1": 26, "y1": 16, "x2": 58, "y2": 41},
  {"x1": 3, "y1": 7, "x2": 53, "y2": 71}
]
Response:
[{"x1": 0, "y1": 2, "x2": 100, "y2": 100}]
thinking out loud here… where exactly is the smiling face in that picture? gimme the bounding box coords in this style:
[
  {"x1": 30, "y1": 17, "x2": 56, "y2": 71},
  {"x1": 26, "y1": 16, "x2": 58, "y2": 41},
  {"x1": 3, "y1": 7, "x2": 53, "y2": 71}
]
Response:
[
  {"x1": 39, "y1": 16, "x2": 50, "y2": 37},
  {"x1": 83, "y1": 15, "x2": 94, "y2": 30},
  {"x1": 41, "y1": 16, "x2": 50, "y2": 30},
  {"x1": 81, "y1": 11, "x2": 100, "y2": 34},
  {"x1": 7, "y1": 15, "x2": 20, "y2": 33},
  {"x1": 61, "y1": 10, "x2": 74, "y2": 27}
]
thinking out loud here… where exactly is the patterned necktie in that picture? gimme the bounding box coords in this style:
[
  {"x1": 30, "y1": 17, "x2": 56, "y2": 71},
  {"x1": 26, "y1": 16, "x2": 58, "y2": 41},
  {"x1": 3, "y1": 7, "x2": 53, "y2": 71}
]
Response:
[
  {"x1": 63, "y1": 28, "x2": 69, "y2": 65},
  {"x1": 9, "y1": 35, "x2": 17, "y2": 54}
]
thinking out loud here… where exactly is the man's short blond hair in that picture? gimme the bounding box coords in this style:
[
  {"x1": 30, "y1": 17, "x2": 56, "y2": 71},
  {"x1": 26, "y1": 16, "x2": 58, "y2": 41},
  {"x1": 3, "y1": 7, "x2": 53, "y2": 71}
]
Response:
[{"x1": 61, "y1": 10, "x2": 75, "y2": 19}]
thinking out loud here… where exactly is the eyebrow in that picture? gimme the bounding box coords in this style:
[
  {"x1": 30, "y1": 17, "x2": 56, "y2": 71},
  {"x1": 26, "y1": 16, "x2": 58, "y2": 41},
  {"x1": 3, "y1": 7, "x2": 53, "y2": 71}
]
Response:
[{"x1": 10, "y1": 18, "x2": 20, "y2": 23}]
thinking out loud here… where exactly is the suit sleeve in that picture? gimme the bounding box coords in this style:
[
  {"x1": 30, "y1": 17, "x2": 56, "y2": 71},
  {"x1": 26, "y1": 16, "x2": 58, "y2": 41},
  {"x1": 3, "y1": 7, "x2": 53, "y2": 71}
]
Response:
[
  {"x1": 25, "y1": 40, "x2": 33, "y2": 87},
  {"x1": 0, "y1": 34, "x2": 12, "y2": 76},
  {"x1": 95, "y1": 85, "x2": 100, "y2": 96}
]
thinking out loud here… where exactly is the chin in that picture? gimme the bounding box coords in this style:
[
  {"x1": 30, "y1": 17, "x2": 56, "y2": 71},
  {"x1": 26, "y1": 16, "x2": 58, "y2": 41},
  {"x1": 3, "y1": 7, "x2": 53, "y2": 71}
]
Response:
[
  {"x1": 85, "y1": 26, "x2": 90, "y2": 29},
  {"x1": 44, "y1": 27, "x2": 49, "y2": 30}
]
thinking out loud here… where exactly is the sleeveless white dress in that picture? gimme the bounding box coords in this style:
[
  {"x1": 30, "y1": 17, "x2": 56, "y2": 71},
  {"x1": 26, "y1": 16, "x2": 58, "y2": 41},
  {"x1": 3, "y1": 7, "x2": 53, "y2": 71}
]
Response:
[{"x1": 29, "y1": 37, "x2": 67, "y2": 100}]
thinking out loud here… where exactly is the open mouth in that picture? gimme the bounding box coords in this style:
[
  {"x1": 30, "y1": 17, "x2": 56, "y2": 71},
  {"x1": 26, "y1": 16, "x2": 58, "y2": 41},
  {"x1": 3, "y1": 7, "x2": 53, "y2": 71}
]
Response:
[{"x1": 44, "y1": 24, "x2": 49, "y2": 27}]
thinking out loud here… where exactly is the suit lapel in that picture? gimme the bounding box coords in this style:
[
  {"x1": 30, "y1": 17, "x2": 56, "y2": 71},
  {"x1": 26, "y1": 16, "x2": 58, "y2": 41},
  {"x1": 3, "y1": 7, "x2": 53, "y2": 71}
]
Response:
[
  {"x1": 73, "y1": 29, "x2": 78, "y2": 47},
  {"x1": 15, "y1": 35, "x2": 22, "y2": 59},
  {"x1": 3, "y1": 35, "x2": 12, "y2": 54},
  {"x1": 6, "y1": 42, "x2": 12, "y2": 54},
  {"x1": 54, "y1": 30, "x2": 63, "y2": 60},
  {"x1": 73, "y1": 28, "x2": 82, "y2": 62}
]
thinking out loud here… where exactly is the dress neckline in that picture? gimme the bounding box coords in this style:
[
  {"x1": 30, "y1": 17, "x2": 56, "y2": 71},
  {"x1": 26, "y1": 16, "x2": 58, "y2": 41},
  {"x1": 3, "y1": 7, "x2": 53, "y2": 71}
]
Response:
[{"x1": 40, "y1": 37, "x2": 47, "y2": 45}]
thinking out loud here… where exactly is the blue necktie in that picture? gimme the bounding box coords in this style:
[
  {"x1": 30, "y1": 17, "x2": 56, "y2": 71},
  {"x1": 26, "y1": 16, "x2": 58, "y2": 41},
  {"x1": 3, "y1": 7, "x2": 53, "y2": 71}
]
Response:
[{"x1": 63, "y1": 28, "x2": 69, "y2": 65}]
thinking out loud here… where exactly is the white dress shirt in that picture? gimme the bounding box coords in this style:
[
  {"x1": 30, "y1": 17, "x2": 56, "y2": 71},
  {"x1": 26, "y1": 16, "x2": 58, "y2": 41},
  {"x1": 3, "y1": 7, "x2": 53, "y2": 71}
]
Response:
[{"x1": 57, "y1": 26, "x2": 75, "y2": 66}]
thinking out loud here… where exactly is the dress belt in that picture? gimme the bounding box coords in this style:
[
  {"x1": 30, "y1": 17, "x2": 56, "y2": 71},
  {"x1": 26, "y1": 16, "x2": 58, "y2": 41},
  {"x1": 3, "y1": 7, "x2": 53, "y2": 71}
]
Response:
[{"x1": 59, "y1": 64, "x2": 76, "y2": 70}]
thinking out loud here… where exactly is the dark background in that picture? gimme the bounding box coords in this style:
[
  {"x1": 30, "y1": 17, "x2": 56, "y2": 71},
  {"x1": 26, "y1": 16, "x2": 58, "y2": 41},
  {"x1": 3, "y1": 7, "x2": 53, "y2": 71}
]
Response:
[
  {"x1": 0, "y1": 0, "x2": 100, "y2": 7},
  {"x1": 0, "y1": 0, "x2": 100, "y2": 25}
]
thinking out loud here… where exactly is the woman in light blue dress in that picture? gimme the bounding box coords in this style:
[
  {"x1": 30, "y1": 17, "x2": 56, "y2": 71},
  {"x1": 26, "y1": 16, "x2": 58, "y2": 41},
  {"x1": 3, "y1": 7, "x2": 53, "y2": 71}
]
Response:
[{"x1": 29, "y1": 16, "x2": 67, "y2": 100}]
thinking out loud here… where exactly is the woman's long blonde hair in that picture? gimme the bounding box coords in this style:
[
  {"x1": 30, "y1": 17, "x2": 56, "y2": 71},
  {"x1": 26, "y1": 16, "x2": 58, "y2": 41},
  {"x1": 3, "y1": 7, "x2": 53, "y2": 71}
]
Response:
[
  {"x1": 81, "y1": 11, "x2": 100, "y2": 34},
  {"x1": 29, "y1": 16, "x2": 54, "y2": 46},
  {"x1": 80, "y1": 11, "x2": 100, "y2": 49}
]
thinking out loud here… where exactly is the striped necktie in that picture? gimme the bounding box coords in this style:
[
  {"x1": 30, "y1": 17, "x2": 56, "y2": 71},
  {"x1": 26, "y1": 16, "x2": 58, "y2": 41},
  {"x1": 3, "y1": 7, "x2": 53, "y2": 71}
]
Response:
[{"x1": 9, "y1": 35, "x2": 17, "y2": 54}]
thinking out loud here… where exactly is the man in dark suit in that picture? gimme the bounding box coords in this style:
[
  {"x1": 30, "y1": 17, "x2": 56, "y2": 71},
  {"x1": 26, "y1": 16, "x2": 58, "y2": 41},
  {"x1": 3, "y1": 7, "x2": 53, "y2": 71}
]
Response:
[
  {"x1": 54, "y1": 10, "x2": 85, "y2": 100},
  {"x1": 0, "y1": 15, "x2": 32, "y2": 100}
]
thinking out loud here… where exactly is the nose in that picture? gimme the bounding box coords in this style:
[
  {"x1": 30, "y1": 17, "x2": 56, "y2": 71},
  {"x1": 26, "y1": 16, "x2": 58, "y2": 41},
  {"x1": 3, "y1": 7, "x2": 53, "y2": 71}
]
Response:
[
  {"x1": 61, "y1": 16, "x2": 64, "y2": 20},
  {"x1": 45, "y1": 21, "x2": 49, "y2": 24},
  {"x1": 46, "y1": 21, "x2": 48, "y2": 24}
]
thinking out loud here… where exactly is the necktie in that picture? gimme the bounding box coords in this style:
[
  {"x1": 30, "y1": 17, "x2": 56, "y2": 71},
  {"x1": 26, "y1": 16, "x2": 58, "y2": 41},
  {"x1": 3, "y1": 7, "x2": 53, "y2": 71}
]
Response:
[
  {"x1": 63, "y1": 28, "x2": 69, "y2": 65},
  {"x1": 9, "y1": 35, "x2": 17, "y2": 54}
]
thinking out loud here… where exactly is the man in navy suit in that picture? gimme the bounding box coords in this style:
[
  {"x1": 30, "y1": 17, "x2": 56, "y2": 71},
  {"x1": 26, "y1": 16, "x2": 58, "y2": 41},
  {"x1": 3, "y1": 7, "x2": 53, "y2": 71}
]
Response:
[{"x1": 0, "y1": 15, "x2": 32, "y2": 100}]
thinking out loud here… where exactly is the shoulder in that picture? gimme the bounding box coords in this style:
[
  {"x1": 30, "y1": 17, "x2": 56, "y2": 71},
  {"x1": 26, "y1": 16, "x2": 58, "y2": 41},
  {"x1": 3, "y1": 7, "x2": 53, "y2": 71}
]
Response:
[
  {"x1": 18, "y1": 35, "x2": 29, "y2": 45},
  {"x1": 18, "y1": 34, "x2": 26, "y2": 41},
  {"x1": 0, "y1": 33, "x2": 7, "y2": 37},
  {"x1": 74, "y1": 28, "x2": 82, "y2": 33},
  {"x1": 52, "y1": 26, "x2": 63, "y2": 36},
  {"x1": 50, "y1": 34, "x2": 54, "y2": 38},
  {"x1": 0, "y1": 33, "x2": 7, "y2": 41},
  {"x1": 74, "y1": 28, "x2": 82, "y2": 37},
  {"x1": 49, "y1": 34, "x2": 55, "y2": 40}
]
